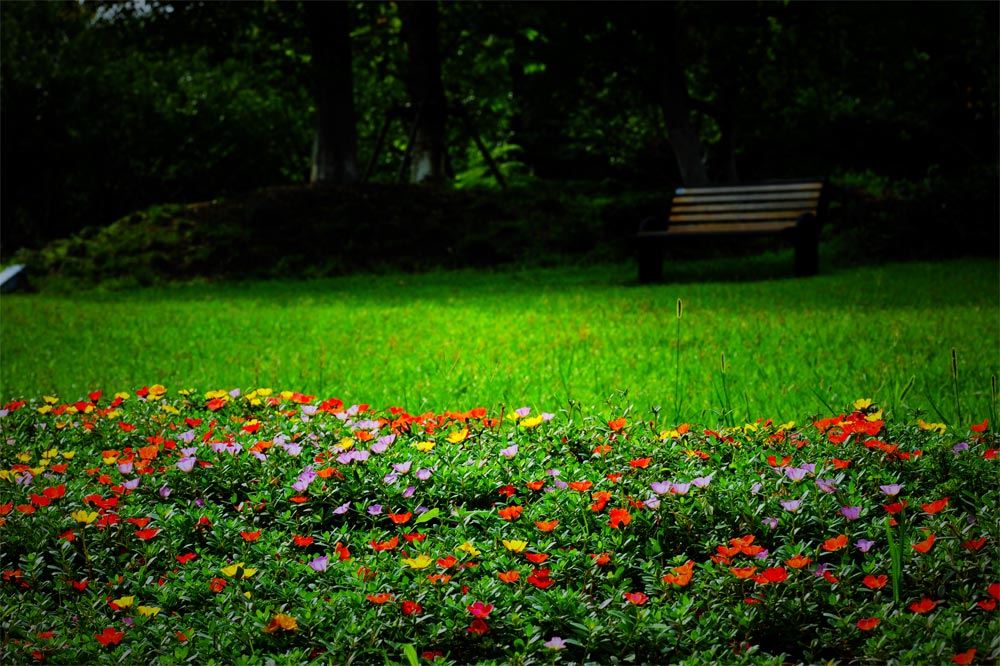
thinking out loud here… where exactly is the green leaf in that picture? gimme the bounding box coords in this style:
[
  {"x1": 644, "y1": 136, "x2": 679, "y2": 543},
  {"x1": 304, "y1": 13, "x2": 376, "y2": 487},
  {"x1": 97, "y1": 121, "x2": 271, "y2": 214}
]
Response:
[
  {"x1": 401, "y1": 644, "x2": 419, "y2": 666},
  {"x1": 414, "y1": 508, "x2": 440, "y2": 525}
]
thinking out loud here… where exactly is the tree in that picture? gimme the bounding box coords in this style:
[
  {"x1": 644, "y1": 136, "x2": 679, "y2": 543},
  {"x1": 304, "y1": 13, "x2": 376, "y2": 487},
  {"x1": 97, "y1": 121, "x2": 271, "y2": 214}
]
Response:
[
  {"x1": 399, "y1": 1, "x2": 448, "y2": 183},
  {"x1": 304, "y1": 1, "x2": 358, "y2": 185}
]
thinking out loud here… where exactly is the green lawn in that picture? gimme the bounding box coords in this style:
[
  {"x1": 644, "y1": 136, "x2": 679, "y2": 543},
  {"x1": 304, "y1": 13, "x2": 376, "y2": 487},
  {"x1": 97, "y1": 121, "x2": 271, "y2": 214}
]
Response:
[{"x1": 1, "y1": 259, "x2": 997, "y2": 423}]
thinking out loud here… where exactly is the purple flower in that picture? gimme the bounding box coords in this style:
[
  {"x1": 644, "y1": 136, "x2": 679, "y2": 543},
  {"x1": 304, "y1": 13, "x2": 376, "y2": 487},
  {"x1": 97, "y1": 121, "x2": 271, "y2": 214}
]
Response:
[
  {"x1": 283, "y1": 443, "x2": 302, "y2": 457},
  {"x1": 879, "y1": 484, "x2": 903, "y2": 496},
  {"x1": 813, "y1": 562, "x2": 831, "y2": 577},
  {"x1": 393, "y1": 461, "x2": 412, "y2": 474},
  {"x1": 544, "y1": 637, "x2": 567, "y2": 650},
  {"x1": 308, "y1": 555, "x2": 329, "y2": 572},
  {"x1": 784, "y1": 467, "x2": 808, "y2": 482},
  {"x1": 541, "y1": 412, "x2": 555, "y2": 421},
  {"x1": 178, "y1": 430, "x2": 197, "y2": 443},
  {"x1": 651, "y1": 481, "x2": 673, "y2": 495},
  {"x1": 301, "y1": 405, "x2": 318, "y2": 416},
  {"x1": 952, "y1": 442, "x2": 969, "y2": 455},
  {"x1": 176, "y1": 457, "x2": 196, "y2": 473},
  {"x1": 762, "y1": 517, "x2": 779, "y2": 530},
  {"x1": 118, "y1": 461, "x2": 134, "y2": 474},
  {"x1": 500, "y1": 444, "x2": 519, "y2": 458},
  {"x1": 123, "y1": 617, "x2": 134, "y2": 628},
  {"x1": 815, "y1": 478, "x2": 837, "y2": 493},
  {"x1": 293, "y1": 479, "x2": 312, "y2": 492},
  {"x1": 415, "y1": 468, "x2": 433, "y2": 481},
  {"x1": 181, "y1": 447, "x2": 198, "y2": 457},
  {"x1": 800, "y1": 463, "x2": 816, "y2": 474},
  {"x1": 644, "y1": 497, "x2": 661, "y2": 509},
  {"x1": 840, "y1": 506, "x2": 862, "y2": 520},
  {"x1": 0, "y1": 410, "x2": 8, "y2": 418},
  {"x1": 553, "y1": 479, "x2": 569, "y2": 490},
  {"x1": 382, "y1": 472, "x2": 399, "y2": 485},
  {"x1": 780, "y1": 499, "x2": 802, "y2": 512},
  {"x1": 370, "y1": 434, "x2": 395, "y2": 454},
  {"x1": 229, "y1": 388, "x2": 241, "y2": 398},
  {"x1": 194, "y1": 498, "x2": 204, "y2": 508},
  {"x1": 516, "y1": 407, "x2": 531, "y2": 418},
  {"x1": 751, "y1": 482, "x2": 763, "y2": 495},
  {"x1": 546, "y1": 468, "x2": 561, "y2": 477},
  {"x1": 671, "y1": 482, "x2": 691, "y2": 495},
  {"x1": 755, "y1": 549, "x2": 770, "y2": 560},
  {"x1": 159, "y1": 486, "x2": 172, "y2": 498},
  {"x1": 415, "y1": 506, "x2": 429, "y2": 515},
  {"x1": 855, "y1": 539, "x2": 875, "y2": 553},
  {"x1": 402, "y1": 485, "x2": 416, "y2": 498},
  {"x1": 123, "y1": 478, "x2": 140, "y2": 491},
  {"x1": 367, "y1": 504, "x2": 383, "y2": 516},
  {"x1": 692, "y1": 472, "x2": 715, "y2": 488}
]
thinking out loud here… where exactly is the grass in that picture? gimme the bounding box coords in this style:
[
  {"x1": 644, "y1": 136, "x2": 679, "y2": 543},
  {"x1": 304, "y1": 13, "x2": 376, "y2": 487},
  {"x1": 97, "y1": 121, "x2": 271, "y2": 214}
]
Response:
[{"x1": 2, "y1": 258, "x2": 997, "y2": 424}]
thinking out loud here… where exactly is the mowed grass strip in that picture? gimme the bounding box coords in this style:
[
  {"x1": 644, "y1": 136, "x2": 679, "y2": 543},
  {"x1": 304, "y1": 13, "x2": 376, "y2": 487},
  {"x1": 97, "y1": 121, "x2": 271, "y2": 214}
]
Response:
[{"x1": 1, "y1": 259, "x2": 997, "y2": 422}]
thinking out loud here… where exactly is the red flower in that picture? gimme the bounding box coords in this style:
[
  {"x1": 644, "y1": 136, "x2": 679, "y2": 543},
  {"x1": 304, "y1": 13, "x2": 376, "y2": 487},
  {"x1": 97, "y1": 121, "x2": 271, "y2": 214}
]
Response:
[
  {"x1": 989, "y1": 583, "x2": 1000, "y2": 600},
  {"x1": 591, "y1": 552, "x2": 612, "y2": 566},
  {"x1": 856, "y1": 617, "x2": 880, "y2": 631},
  {"x1": 135, "y1": 528, "x2": 160, "y2": 540},
  {"x1": 240, "y1": 530, "x2": 262, "y2": 542},
  {"x1": 970, "y1": 419, "x2": 989, "y2": 433},
  {"x1": 289, "y1": 496, "x2": 308, "y2": 503},
  {"x1": 962, "y1": 538, "x2": 986, "y2": 551},
  {"x1": 367, "y1": 593, "x2": 393, "y2": 604},
  {"x1": 467, "y1": 601, "x2": 493, "y2": 618},
  {"x1": 437, "y1": 555, "x2": 458, "y2": 569},
  {"x1": 663, "y1": 560, "x2": 694, "y2": 586},
  {"x1": 293, "y1": 535, "x2": 314, "y2": 547},
  {"x1": 908, "y1": 598, "x2": 938, "y2": 614},
  {"x1": 528, "y1": 568, "x2": 554, "y2": 589},
  {"x1": 95, "y1": 627, "x2": 125, "y2": 646},
  {"x1": 912, "y1": 533, "x2": 936, "y2": 554},
  {"x1": 608, "y1": 418, "x2": 627, "y2": 431},
  {"x1": 608, "y1": 508, "x2": 631, "y2": 528},
  {"x1": 467, "y1": 618, "x2": 489, "y2": 635},
  {"x1": 209, "y1": 577, "x2": 227, "y2": 593},
  {"x1": 525, "y1": 480, "x2": 545, "y2": 491},
  {"x1": 128, "y1": 517, "x2": 151, "y2": 529},
  {"x1": 389, "y1": 512, "x2": 412, "y2": 525},
  {"x1": 884, "y1": 501, "x2": 908, "y2": 514},
  {"x1": 623, "y1": 591, "x2": 648, "y2": 605},
  {"x1": 760, "y1": 567, "x2": 788, "y2": 583},
  {"x1": 921, "y1": 497, "x2": 948, "y2": 514},
  {"x1": 70, "y1": 580, "x2": 88, "y2": 591},
  {"x1": 952, "y1": 649, "x2": 977, "y2": 665},
  {"x1": 402, "y1": 600, "x2": 422, "y2": 615},
  {"x1": 497, "y1": 484, "x2": 516, "y2": 497},
  {"x1": 976, "y1": 599, "x2": 996, "y2": 611},
  {"x1": 525, "y1": 553, "x2": 549, "y2": 564},
  {"x1": 497, "y1": 506, "x2": 524, "y2": 521},
  {"x1": 175, "y1": 553, "x2": 197, "y2": 565},
  {"x1": 862, "y1": 574, "x2": 888, "y2": 589},
  {"x1": 42, "y1": 485, "x2": 66, "y2": 499}
]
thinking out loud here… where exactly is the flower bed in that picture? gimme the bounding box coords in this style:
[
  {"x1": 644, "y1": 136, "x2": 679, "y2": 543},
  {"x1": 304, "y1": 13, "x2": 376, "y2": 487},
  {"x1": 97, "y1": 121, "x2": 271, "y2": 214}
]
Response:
[{"x1": 1, "y1": 388, "x2": 997, "y2": 664}]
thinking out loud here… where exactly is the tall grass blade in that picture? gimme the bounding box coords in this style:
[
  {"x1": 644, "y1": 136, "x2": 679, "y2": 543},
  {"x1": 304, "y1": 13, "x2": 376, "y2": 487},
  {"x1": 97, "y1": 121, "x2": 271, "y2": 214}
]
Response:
[
  {"x1": 720, "y1": 353, "x2": 733, "y2": 428},
  {"x1": 673, "y1": 299, "x2": 683, "y2": 422},
  {"x1": 951, "y1": 348, "x2": 963, "y2": 426}
]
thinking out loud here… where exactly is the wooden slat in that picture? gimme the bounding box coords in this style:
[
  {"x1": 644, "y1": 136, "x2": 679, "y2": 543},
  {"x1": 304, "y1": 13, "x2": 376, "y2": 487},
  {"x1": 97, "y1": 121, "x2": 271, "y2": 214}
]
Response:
[
  {"x1": 675, "y1": 182, "x2": 823, "y2": 196},
  {"x1": 665, "y1": 221, "x2": 798, "y2": 235},
  {"x1": 669, "y1": 210, "x2": 808, "y2": 223},
  {"x1": 671, "y1": 201, "x2": 819, "y2": 214},
  {"x1": 673, "y1": 191, "x2": 820, "y2": 205}
]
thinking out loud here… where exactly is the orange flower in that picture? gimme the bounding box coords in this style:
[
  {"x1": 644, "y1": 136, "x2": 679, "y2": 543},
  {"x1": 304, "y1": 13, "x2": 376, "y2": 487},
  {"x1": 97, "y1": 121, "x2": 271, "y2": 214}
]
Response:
[
  {"x1": 921, "y1": 497, "x2": 948, "y2": 514},
  {"x1": 436, "y1": 555, "x2": 458, "y2": 569},
  {"x1": 289, "y1": 496, "x2": 308, "y2": 504},
  {"x1": 262, "y1": 613, "x2": 297, "y2": 633},
  {"x1": 534, "y1": 519, "x2": 558, "y2": 532},
  {"x1": 822, "y1": 534, "x2": 848, "y2": 552},
  {"x1": 525, "y1": 553, "x2": 549, "y2": 564},
  {"x1": 730, "y1": 567, "x2": 758, "y2": 579},
  {"x1": 663, "y1": 560, "x2": 694, "y2": 586},
  {"x1": 831, "y1": 458, "x2": 851, "y2": 469},
  {"x1": 912, "y1": 533, "x2": 936, "y2": 554},
  {"x1": 497, "y1": 505, "x2": 524, "y2": 521},
  {"x1": 369, "y1": 535, "x2": 399, "y2": 551},
  {"x1": 856, "y1": 617, "x2": 880, "y2": 631},
  {"x1": 293, "y1": 535, "x2": 314, "y2": 547},
  {"x1": 862, "y1": 574, "x2": 888, "y2": 589},
  {"x1": 241, "y1": 530, "x2": 262, "y2": 542},
  {"x1": 389, "y1": 512, "x2": 412, "y2": 525},
  {"x1": 525, "y1": 480, "x2": 545, "y2": 491},
  {"x1": 970, "y1": 419, "x2": 989, "y2": 433},
  {"x1": 367, "y1": 593, "x2": 393, "y2": 604},
  {"x1": 629, "y1": 457, "x2": 652, "y2": 469},
  {"x1": 908, "y1": 598, "x2": 938, "y2": 614},
  {"x1": 785, "y1": 554, "x2": 812, "y2": 569},
  {"x1": 498, "y1": 570, "x2": 520, "y2": 583},
  {"x1": 608, "y1": 507, "x2": 631, "y2": 528},
  {"x1": 952, "y1": 649, "x2": 977, "y2": 665},
  {"x1": 591, "y1": 552, "x2": 612, "y2": 566},
  {"x1": 608, "y1": 418, "x2": 627, "y2": 431},
  {"x1": 568, "y1": 481, "x2": 593, "y2": 492},
  {"x1": 593, "y1": 444, "x2": 612, "y2": 455},
  {"x1": 209, "y1": 577, "x2": 227, "y2": 593}
]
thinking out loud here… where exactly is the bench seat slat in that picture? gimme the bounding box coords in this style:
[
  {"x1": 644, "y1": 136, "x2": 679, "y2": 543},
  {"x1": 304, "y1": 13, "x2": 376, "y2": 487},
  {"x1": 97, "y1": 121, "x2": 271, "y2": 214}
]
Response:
[
  {"x1": 640, "y1": 221, "x2": 798, "y2": 236},
  {"x1": 671, "y1": 201, "x2": 819, "y2": 213},
  {"x1": 676, "y1": 182, "x2": 823, "y2": 195},
  {"x1": 669, "y1": 210, "x2": 811, "y2": 223},
  {"x1": 673, "y1": 191, "x2": 821, "y2": 205}
]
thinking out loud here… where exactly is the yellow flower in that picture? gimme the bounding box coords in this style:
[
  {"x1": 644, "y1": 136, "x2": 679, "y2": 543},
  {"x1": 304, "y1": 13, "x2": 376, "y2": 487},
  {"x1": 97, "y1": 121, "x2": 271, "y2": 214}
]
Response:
[
  {"x1": 43, "y1": 395, "x2": 59, "y2": 404},
  {"x1": 279, "y1": 391, "x2": 295, "y2": 401},
  {"x1": 114, "y1": 392, "x2": 130, "y2": 401},
  {"x1": 55, "y1": 421, "x2": 69, "y2": 430},
  {"x1": 502, "y1": 539, "x2": 527, "y2": 553},
  {"x1": 103, "y1": 454, "x2": 120, "y2": 465},
  {"x1": 162, "y1": 404, "x2": 180, "y2": 415},
  {"x1": 178, "y1": 389, "x2": 193, "y2": 396},
  {"x1": 36, "y1": 405, "x2": 52, "y2": 415},
  {"x1": 78, "y1": 403, "x2": 95, "y2": 414},
  {"x1": 866, "y1": 410, "x2": 883, "y2": 422},
  {"x1": 112, "y1": 596, "x2": 135, "y2": 609},
  {"x1": 456, "y1": 541, "x2": 481, "y2": 557},
  {"x1": 0, "y1": 471, "x2": 11, "y2": 481},
  {"x1": 104, "y1": 410, "x2": 120, "y2": 420},
  {"x1": 853, "y1": 398, "x2": 873, "y2": 410},
  {"x1": 779, "y1": 421, "x2": 796, "y2": 431},
  {"x1": 137, "y1": 605, "x2": 161, "y2": 617},
  {"x1": 62, "y1": 451, "x2": 76, "y2": 459},
  {"x1": 205, "y1": 390, "x2": 229, "y2": 399},
  {"x1": 520, "y1": 416, "x2": 543, "y2": 428},
  {"x1": 65, "y1": 406, "x2": 78, "y2": 415},
  {"x1": 72, "y1": 510, "x2": 99, "y2": 524},
  {"x1": 221, "y1": 563, "x2": 257, "y2": 579},
  {"x1": 742, "y1": 423, "x2": 758, "y2": 433},
  {"x1": 29, "y1": 466, "x2": 44, "y2": 476},
  {"x1": 15, "y1": 452, "x2": 31, "y2": 463},
  {"x1": 413, "y1": 441, "x2": 435, "y2": 453},
  {"x1": 336, "y1": 437, "x2": 354, "y2": 450},
  {"x1": 447, "y1": 429, "x2": 468, "y2": 444},
  {"x1": 917, "y1": 419, "x2": 947, "y2": 434},
  {"x1": 506, "y1": 412, "x2": 521, "y2": 422},
  {"x1": 659, "y1": 429, "x2": 680, "y2": 440},
  {"x1": 256, "y1": 388, "x2": 273, "y2": 397},
  {"x1": 148, "y1": 384, "x2": 168, "y2": 399},
  {"x1": 244, "y1": 591, "x2": 252, "y2": 599},
  {"x1": 401, "y1": 554, "x2": 433, "y2": 569}
]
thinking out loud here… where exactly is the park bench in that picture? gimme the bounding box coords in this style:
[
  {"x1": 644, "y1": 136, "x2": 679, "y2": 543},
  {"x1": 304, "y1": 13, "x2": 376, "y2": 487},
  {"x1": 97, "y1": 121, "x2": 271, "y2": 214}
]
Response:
[{"x1": 635, "y1": 179, "x2": 827, "y2": 283}]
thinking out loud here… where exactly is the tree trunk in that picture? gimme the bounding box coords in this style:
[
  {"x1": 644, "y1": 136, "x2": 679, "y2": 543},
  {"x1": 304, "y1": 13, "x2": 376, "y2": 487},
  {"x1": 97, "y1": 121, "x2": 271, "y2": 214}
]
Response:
[
  {"x1": 399, "y1": 1, "x2": 448, "y2": 184},
  {"x1": 652, "y1": 5, "x2": 708, "y2": 187},
  {"x1": 304, "y1": 1, "x2": 358, "y2": 185}
]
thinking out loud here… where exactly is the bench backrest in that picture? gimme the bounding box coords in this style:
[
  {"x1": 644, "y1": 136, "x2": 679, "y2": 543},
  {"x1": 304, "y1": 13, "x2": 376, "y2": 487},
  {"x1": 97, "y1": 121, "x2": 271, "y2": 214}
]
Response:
[{"x1": 663, "y1": 180, "x2": 826, "y2": 235}]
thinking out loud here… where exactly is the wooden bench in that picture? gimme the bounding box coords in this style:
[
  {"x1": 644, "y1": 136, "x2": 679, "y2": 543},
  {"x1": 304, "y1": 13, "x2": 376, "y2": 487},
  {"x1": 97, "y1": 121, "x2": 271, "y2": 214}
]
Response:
[{"x1": 636, "y1": 179, "x2": 827, "y2": 282}]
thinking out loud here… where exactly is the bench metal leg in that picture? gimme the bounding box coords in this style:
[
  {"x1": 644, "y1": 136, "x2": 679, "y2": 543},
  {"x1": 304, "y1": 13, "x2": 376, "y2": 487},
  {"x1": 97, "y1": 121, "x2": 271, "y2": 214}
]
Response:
[
  {"x1": 638, "y1": 244, "x2": 664, "y2": 283},
  {"x1": 793, "y1": 214, "x2": 820, "y2": 277}
]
